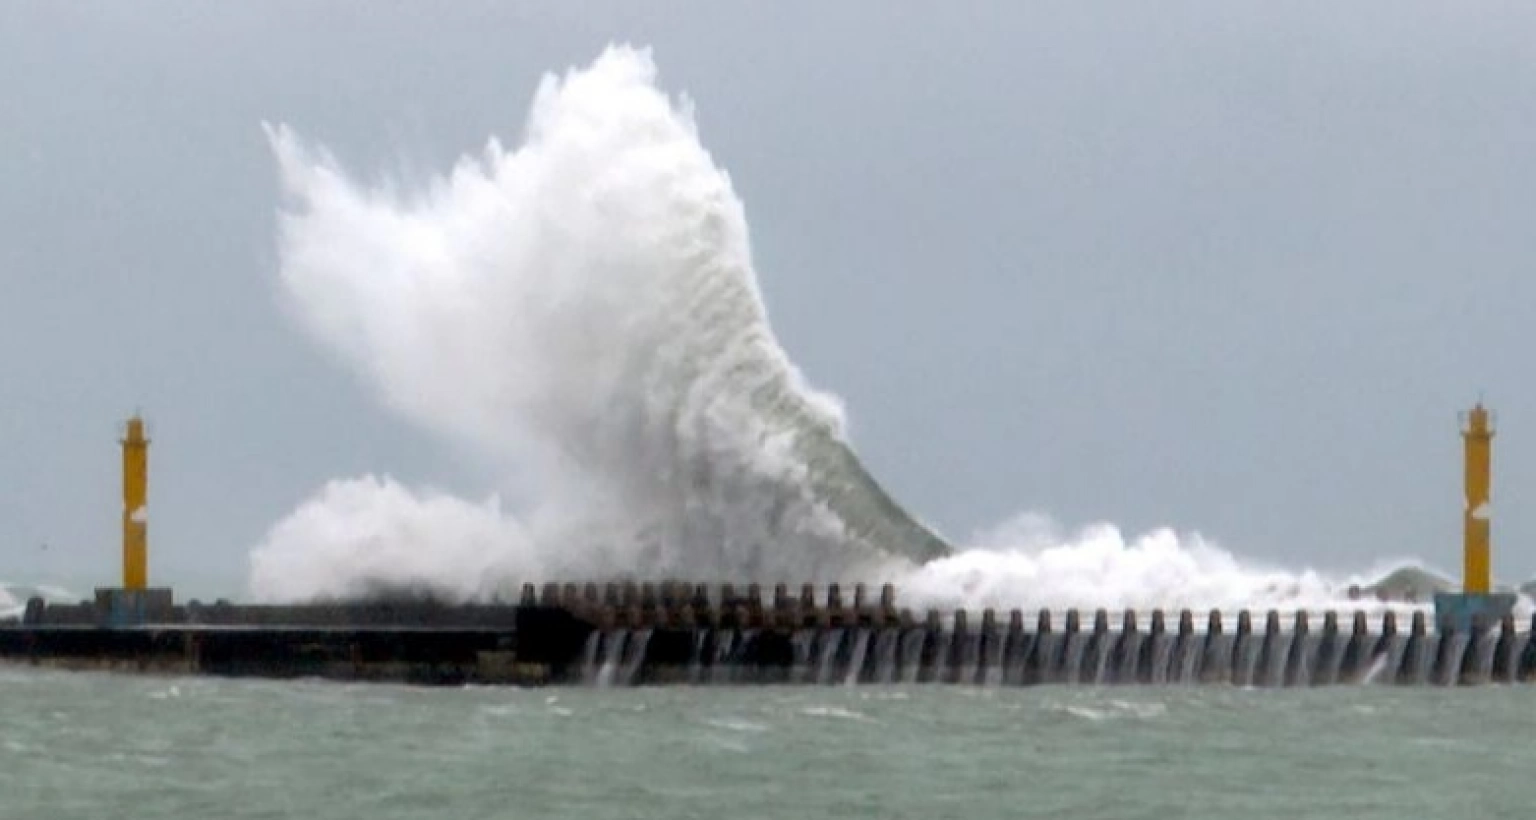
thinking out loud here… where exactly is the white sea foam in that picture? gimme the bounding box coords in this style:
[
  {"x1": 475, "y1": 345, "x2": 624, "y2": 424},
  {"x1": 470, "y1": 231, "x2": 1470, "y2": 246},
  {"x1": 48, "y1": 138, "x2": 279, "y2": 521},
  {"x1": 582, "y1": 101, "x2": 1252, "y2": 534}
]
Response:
[{"x1": 890, "y1": 512, "x2": 1471, "y2": 616}]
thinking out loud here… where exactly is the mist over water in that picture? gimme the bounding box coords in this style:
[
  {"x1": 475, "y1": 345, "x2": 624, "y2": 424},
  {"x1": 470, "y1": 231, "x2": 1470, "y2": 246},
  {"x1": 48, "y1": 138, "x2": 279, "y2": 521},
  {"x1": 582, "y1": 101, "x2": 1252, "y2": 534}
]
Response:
[{"x1": 249, "y1": 45, "x2": 1476, "y2": 615}]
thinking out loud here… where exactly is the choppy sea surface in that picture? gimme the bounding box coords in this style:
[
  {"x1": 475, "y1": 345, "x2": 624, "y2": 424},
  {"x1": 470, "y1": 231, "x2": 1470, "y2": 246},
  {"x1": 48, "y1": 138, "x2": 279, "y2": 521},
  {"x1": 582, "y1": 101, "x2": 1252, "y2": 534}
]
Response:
[{"x1": 2, "y1": 666, "x2": 1532, "y2": 819}]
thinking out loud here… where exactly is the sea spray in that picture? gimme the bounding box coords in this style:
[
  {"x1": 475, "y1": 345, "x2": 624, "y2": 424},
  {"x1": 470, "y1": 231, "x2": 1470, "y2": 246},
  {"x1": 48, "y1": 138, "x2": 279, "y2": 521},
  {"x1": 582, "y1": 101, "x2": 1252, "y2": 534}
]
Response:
[{"x1": 252, "y1": 45, "x2": 946, "y2": 600}]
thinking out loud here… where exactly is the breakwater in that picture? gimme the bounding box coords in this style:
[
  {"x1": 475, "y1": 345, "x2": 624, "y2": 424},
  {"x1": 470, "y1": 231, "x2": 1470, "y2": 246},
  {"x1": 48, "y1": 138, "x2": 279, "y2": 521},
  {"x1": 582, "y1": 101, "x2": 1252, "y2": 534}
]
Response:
[{"x1": 3, "y1": 582, "x2": 1534, "y2": 687}]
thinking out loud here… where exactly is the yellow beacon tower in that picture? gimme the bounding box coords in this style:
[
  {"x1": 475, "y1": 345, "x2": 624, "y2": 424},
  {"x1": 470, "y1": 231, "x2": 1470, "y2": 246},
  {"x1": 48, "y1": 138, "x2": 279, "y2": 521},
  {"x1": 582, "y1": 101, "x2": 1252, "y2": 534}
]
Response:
[
  {"x1": 122, "y1": 415, "x2": 149, "y2": 589},
  {"x1": 1434, "y1": 402, "x2": 1515, "y2": 632},
  {"x1": 94, "y1": 414, "x2": 173, "y2": 626}
]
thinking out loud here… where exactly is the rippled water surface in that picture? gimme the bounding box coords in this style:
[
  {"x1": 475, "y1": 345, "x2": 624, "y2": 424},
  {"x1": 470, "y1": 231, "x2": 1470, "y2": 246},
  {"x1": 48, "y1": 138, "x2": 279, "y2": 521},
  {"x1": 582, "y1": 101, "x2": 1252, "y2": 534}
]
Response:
[{"x1": 2, "y1": 667, "x2": 1532, "y2": 819}]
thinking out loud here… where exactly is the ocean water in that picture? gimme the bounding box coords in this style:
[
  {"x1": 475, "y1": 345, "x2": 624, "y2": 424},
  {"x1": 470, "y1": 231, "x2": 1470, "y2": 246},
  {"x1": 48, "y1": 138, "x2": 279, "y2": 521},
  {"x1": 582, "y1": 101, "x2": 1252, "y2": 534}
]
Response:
[{"x1": 2, "y1": 667, "x2": 1531, "y2": 818}]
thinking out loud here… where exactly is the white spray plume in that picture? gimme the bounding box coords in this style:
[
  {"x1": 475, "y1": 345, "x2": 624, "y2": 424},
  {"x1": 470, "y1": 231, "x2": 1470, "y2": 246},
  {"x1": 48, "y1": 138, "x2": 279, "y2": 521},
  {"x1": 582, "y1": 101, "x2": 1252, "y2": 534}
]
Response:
[
  {"x1": 249, "y1": 45, "x2": 1495, "y2": 615},
  {"x1": 253, "y1": 44, "x2": 945, "y2": 601},
  {"x1": 248, "y1": 476, "x2": 533, "y2": 603}
]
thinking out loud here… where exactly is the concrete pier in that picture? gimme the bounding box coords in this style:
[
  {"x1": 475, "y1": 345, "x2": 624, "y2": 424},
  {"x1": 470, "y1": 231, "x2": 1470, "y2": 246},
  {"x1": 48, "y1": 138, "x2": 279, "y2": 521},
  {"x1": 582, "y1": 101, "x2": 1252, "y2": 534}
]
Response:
[{"x1": 3, "y1": 583, "x2": 1535, "y2": 687}]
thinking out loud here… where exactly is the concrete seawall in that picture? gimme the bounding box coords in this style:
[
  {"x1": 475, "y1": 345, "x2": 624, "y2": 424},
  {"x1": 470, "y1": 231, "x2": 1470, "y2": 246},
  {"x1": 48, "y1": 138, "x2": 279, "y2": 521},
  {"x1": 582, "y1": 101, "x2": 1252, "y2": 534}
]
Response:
[{"x1": 3, "y1": 582, "x2": 1534, "y2": 687}]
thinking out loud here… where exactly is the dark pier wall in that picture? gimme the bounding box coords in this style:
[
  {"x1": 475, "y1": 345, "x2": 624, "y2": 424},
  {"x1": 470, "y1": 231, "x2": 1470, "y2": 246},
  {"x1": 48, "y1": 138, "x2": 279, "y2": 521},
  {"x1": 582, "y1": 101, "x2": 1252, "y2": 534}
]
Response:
[{"x1": 3, "y1": 581, "x2": 1535, "y2": 687}]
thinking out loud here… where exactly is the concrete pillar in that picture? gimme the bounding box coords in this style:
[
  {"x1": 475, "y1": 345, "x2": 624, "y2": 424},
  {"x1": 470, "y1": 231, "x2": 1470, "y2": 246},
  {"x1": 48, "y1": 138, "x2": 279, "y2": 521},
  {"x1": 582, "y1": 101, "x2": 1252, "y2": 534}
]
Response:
[
  {"x1": 827, "y1": 583, "x2": 843, "y2": 610},
  {"x1": 1285, "y1": 611, "x2": 1309, "y2": 687},
  {"x1": 1493, "y1": 614, "x2": 1518, "y2": 681},
  {"x1": 880, "y1": 584, "x2": 896, "y2": 612},
  {"x1": 773, "y1": 583, "x2": 790, "y2": 610},
  {"x1": 520, "y1": 583, "x2": 537, "y2": 607},
  {"x1": 1315, "y1": 611, "x2": 1339, "y2": 686},
  {"x1": 800, "y1": 583, "x2": 817, "y2": 611},
  {"x1": 604, "y1": 583, "x2": 620, "y2": 607},
  {"x1": 540, "y1": 582, "x2": 560, "y2": 607},
  {"x1": 1520, "y1": 618, "x2": 1536, "y2": 682},
  {"x1": 915, "y1": 609, "x2": 939, "y2": 684},
  {"x1": 854, "y1": 583, "x2": 868, "y2": 611}
]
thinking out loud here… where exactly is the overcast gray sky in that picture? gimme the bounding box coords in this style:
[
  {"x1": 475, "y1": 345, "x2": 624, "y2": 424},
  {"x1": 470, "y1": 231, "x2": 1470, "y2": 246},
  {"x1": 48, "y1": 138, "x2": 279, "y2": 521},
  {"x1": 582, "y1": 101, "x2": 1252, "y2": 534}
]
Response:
[{"x1": 3, "y1": 3, "x2": 1534, "y2": 600}]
